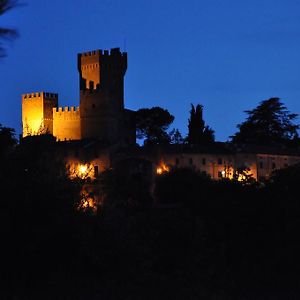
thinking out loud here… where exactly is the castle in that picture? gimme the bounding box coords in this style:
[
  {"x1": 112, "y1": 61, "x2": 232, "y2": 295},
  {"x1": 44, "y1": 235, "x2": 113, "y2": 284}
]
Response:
[
  {"x1": 22, "y1": 48, "x2": 300, "y2": 185},
  {"x1": 22, "y1": 48, "x2": 135, "y2": 146}
]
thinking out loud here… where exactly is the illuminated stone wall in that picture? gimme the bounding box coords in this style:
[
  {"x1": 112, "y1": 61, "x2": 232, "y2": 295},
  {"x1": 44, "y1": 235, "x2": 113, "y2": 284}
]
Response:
[
  {"x1": 256, "y1": 154, "x2": 300, "y2": 180},
  {"x1": 161, "y1": 153, "x2": 235, "y2": 180},
  {"x1": 22, "y1": 92, "x2": 58, "y2": 137},
  {"x1": 53, "y1": 106, "x2": 81, "y2": 141}
]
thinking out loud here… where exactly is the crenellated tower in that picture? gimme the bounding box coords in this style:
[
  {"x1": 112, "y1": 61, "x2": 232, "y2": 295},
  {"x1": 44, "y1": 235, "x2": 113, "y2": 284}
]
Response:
[
  {"x1": 78, "y1": 48, "x2": 129, "y2": 142},
  {"x1": 22, "y1": 92, "x2": 58, "y2": 137},
  {"x1": 21, "y1": 48, "x2": 135, "y2": 146}
]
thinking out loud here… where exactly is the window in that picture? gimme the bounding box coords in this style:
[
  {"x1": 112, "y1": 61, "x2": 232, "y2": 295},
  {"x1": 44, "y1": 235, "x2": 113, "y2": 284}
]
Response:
[
  {"x1": 218, "y1": 171, "x2": 223, "y2": 178},
  {"x1": 272, "y1": 163, "x2": 276, "y2": 169},
  {"x1": 259, "y1": 162, "x2": 263, "y2": 169},
  {"x1": 259, "y1": 176, "x2": 266, "y2": 182},
  {"x1": 94, "y1": 165, "x2": 99, "y2": 177},
  {"x1": 202, "y1": 158, "x2": 206, "y2": 165},
  {"x1": 218, "y1": 158, "x2": 222, "y2": 165}
]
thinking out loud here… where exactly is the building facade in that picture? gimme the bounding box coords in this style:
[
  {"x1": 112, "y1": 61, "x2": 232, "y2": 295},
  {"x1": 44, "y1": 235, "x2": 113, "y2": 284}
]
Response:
[{"x1": 21, "y1": 48, "x2": 300, "y2": 185}]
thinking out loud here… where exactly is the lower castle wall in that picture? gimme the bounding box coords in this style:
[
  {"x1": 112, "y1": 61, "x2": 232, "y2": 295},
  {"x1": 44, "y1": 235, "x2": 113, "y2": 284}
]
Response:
[{"x1": 53, "y1": 107, "x2": 81, "y2": 141}]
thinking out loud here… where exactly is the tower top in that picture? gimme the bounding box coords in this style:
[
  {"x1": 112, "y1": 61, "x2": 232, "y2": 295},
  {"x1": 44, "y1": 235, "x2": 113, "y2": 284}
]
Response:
[
  {"x1": 78, "y1": 47, "x2": 127, "y2": 58},
  {"x1": 77, "y1": 47, "x2": 127, "y2": 91},
  {"x1": 22, "y1": 92, "x2": 58, "y2": 100}
]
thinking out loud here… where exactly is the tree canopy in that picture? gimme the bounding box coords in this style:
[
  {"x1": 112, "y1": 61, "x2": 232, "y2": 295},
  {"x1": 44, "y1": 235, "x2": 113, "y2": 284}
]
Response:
[
  {"x1": 136, "y1": 107, "x2": 174, "y2": 145},
  {"x1": 231, "y1": 98, "x2": 299, "y2": 146},
  {"x1": 187, "y1": 104, "x2": 214, "y2": 145}
]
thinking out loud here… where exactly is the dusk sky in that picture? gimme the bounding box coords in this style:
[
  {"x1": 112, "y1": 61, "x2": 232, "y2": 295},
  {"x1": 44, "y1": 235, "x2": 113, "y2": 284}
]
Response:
[{"x1": 1, "y1": 0, "x2": 300, "y2": 141}]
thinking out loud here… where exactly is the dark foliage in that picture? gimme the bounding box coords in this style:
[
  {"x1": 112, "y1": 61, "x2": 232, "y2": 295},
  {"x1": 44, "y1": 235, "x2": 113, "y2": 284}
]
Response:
[
  {"x1": 0, "y1": 0, "x2": 20, "y2": 57},
  {"x1": 2, "y1": 125, "x2": 300, "y2": 299},
  {"x1": 99, "y1": 166, "x2": 153, "y2": 210},
  {"x1": 231, "y1": 97, "x2": 299, "y2": 146},
  {"x1": 154, "y1": 167, "x2": 212, "y2": 206},
  {"x1": 0, "y1": 123, "x2": 17, "y2": 159},
  {"x1": 0, "y1": 134, "x2": 81, "y2": 299},
  {"x1": 136, "y1": 107, "x2": 174, "y2": 145},
  {"x1": 187, "y1": 104, "x2": 215, "y2": 145},
  {"x1": 169, "y1": 128, "x2": 184, "y2": 144}
]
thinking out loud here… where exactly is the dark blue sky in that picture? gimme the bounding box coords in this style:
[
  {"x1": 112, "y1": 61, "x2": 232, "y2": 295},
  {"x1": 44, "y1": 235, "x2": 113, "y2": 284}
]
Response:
[{"x1": 1, "y1": 0, "x2": 300, "y2": 141}]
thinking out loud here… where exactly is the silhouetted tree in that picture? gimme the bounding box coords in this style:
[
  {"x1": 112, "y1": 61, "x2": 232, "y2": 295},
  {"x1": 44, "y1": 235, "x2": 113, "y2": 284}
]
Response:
[
  {"x1": 99, "y1": 164, "x2": 152, "y2": 210},
  {"x1": 0, "y1": 0, "x2": 19, "y2": 57},
  {"x1": 268, "y1": 162, "x2": 300, "y2": 196},
  {"x1": 0, "y1": 123, "x2": 17, "y2": 159},
  {"x1": 136, "y1": 107, "x2": 174, "y2": 145},
  {"x1": 169, "y1": 128, "x2": 184, "y2": 144},
  {"x1": 231, "y1": 98, "x2": 299, "y2": 146},
  {"x1": 154, "y1": 167, "x2": 212, "y2": 206},
  {"x1": 187, "y1": 104, "x2": 214, "y2": 145}
]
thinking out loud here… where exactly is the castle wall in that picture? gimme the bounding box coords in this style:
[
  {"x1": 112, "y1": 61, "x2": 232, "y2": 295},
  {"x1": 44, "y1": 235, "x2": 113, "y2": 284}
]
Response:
[
  {"x1": 80, "y1": 89, "x2": 122, "y2": 142},
  {"x1": 22, "y1": 92, "x2": 58, "y2": 137},
  {"x1": 123, "y1": 109, "x2": 136, "y2": 146},
  {"x1": 53, "y1": 106, "x2": 81, "y2": 141}
]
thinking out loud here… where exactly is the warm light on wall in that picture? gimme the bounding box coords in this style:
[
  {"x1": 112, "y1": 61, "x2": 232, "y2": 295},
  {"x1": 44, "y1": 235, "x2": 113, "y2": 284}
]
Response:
[
  {"x1": 77, "y1": 190, "x2": 97, "y2": 213},
  {"x1": 68, "y1": 162, "x2": 95, "y2": 180},
  {"x1": 156, "y1": 167, "x2": 163, "y2": 175},
  {"x1": 221, "y1": 166, "x2": 234, "y2": 180},
  {"x1": 235, "y1": 167, "x2": 254, "y2": 183},
  {"x1": 78, "y1": 164, "x2": 88, "y2": 176},
  {"x1": 156, "y1": 163, "x2": 170, "y2": 175}
]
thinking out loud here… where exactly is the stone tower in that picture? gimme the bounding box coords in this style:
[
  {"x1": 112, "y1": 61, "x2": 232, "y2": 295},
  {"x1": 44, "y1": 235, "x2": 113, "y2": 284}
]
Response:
[
  {"x1": 22, "y1": 92, "x2": 58, "y2": 137},
  {"x1": 78, "y1": 48, "x2": 130, "y2": 143}
]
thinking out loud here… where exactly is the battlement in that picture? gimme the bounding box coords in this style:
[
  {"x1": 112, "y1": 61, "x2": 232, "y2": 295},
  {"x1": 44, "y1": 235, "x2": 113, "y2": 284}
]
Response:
[
  {"x1": 22, "y1": 92, "x2": 58, "y2": 100},
  {"x1": 53, "y1": 106, "x2": 80, "y2": 113},
  {"x1": 78, "y1": 48, "x2": 127, "y2": 67},
  {"x1": 80, "y1": 48, "x2": 126, "y2": 58}
]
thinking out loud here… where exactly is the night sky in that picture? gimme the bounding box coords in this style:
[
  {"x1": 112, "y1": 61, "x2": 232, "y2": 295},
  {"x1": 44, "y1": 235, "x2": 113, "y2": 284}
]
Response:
[{"x1": 1, "y1": 0, "x2": 300, "y2": 141}]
